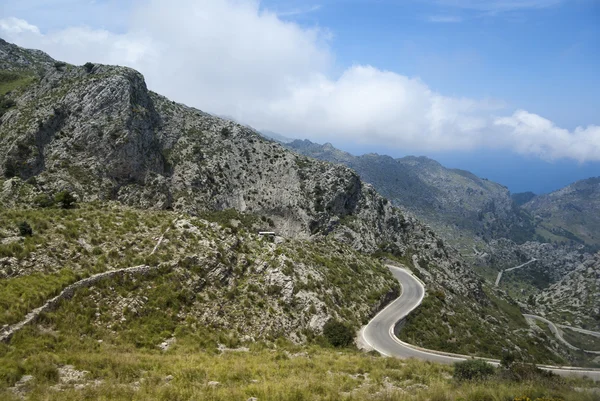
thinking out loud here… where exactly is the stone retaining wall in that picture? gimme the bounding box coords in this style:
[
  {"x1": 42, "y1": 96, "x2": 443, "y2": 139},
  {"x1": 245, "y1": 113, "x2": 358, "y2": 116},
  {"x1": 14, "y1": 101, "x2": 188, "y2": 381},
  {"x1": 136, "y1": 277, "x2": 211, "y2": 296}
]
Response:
[{"x1": 0, "y1": 265, "x2": 155, "y2": 343}]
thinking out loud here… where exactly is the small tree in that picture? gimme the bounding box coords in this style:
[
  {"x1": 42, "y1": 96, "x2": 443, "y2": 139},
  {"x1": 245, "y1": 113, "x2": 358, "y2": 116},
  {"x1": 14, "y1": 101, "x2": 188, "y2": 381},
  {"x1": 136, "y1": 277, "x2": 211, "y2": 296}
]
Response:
[
  {"x1": 323, "y1": 320, "x2": 354, "y2": 348},
  {"x1": 18, "y1": 221, "x2": 33, "y2": 237},
  {"x1": 220, "y1": 127, "x2": 232, "y2": 138},
  {"x1": 83, "y1": 62, "x2": 95, "y2": 73},
  {"x1": 501, "y1": 351, "x2": 516, "y2": 369},
  {"x1": 54, "y1": 191, "x2": 76, "y2": 209}
]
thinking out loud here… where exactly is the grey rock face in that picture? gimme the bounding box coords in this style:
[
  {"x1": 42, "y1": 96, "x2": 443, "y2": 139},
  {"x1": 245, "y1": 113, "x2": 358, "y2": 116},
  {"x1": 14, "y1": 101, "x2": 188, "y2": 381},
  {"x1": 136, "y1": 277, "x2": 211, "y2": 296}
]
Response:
[{"x1": 0, "y1": 38, "x2": 54, "y2": 72}]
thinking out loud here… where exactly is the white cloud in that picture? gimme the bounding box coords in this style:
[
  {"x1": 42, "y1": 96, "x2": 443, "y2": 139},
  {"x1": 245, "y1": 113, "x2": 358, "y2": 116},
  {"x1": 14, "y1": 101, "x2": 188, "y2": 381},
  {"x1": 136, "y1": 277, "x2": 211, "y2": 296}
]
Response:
[
  {"x1": 494, "y1": 111, "x2": 600, "y2": 161},
  {"x1": 0, "y1": 17, "x2": 40, "y2": 34},
  {"x1": 0, "y1": 0, "x2": 598, "y2": 162}
]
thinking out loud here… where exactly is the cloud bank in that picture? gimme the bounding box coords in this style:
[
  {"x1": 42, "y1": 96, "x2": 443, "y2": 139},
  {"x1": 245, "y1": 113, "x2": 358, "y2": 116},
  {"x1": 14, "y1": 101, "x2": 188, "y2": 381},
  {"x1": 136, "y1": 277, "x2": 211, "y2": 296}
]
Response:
[{"x1": 1, "y1": 0, "x2": 598, "y2": 161}]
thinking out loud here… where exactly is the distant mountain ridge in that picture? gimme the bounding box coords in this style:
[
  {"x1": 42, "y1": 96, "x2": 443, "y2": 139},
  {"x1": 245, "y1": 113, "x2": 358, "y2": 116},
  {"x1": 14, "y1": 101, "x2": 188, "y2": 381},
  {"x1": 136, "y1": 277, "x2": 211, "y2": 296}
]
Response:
[
  {"x1": 287, "y1": 139, "x2": 536, "y2": 251},
  {"x1": 523, "y1": 177, "x2": 600, "y2": 250}
]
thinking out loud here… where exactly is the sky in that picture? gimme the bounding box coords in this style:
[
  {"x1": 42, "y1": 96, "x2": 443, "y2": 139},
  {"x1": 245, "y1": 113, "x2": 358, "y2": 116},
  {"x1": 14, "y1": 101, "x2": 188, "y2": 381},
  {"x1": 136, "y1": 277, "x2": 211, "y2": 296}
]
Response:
[{"x1": 0, "y1": 0, "x2": 598, "y2": 193}]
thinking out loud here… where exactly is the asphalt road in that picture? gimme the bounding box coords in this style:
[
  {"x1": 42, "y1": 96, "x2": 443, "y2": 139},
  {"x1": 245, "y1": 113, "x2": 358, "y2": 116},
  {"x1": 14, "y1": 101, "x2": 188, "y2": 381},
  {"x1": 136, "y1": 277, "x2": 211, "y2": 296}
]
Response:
[
  {"x1": 526, "y1": 314, "x2": 600, "y2": 355},
  {"x1": 494, "y1": 258, "x2": 537, "y2": 286},
  {"x1": 361, "y1": 265, "x2": 600, "y2": 381},
  {"x1": 524, "y1": 314, "x2": 579, "y2": 351},
  {"x1": 361, "y1": 267, "x2": 465, "y2": 364}
]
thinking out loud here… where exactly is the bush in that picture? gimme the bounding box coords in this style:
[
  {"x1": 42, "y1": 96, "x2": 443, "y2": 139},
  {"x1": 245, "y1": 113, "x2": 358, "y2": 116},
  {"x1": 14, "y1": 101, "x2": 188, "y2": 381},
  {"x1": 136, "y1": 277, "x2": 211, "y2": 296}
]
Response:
[
  {"x1": 54, "y1": 61, "x2": 67, "y2": 70},
  {"x1": 23, "y1": 353, "x2": 59, "y2": 384},
  {"x1": 34, "y1": 193, "x2": 54, "y2": 208},
  {"x1": 0, "y1": 95, "x2": 16, "y2": 118},
  {"x1": 54, "y1": 190, "x2": 76, "y2": 209},
  {"x1": 84, "y1": 62, "x2": 95, "y2": 73},
  {"x1": 220, "y1": 127, "x2": 231, "y2": 138},
  {"x1": 18, "y1": 221, "x2": 33, "y2": 237},
  {"x1": 501, "y1": 351, "x2": 516, "y2": 369},
  {"x1": 503, "y1": 363, "x2": 556, "y2": 383},
  {"x1": 323, "y1": 320, "x2": 354, "y2": 348},
  {"x1": 453, "y1": 359, "x2": 495, "y2": 381}
]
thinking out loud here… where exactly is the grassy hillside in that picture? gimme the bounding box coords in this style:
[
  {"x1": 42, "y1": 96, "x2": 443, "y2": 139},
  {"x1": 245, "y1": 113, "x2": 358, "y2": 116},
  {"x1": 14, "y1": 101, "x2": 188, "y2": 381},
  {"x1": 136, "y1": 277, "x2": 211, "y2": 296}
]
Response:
[
  {"x1": 0, "y1": 202, "x2": 399, "y2": 343},
  {"x1": 1, "y1": 327, "x2": 597, "y2": 401}
]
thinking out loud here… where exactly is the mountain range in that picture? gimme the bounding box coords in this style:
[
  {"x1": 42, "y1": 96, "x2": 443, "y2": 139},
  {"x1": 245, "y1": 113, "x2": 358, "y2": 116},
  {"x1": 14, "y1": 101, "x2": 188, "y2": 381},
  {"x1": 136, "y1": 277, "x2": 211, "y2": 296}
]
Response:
[{"x1": 286, "y1": 139, "x2": 599, "y2": 254}]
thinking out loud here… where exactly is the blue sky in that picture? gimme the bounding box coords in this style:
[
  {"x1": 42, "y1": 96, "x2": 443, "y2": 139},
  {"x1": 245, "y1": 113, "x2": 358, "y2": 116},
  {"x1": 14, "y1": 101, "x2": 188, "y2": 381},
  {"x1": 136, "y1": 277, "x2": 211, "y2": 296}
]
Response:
[
  {"x1": 268, "y1": 0, "x2": 600, "y2": 193},
  {"x1": 281, "y1": 0, "x2": 600, "y2": 130},
  {"x1": 1, "y1": 0, "x2": 598, "y2": 193}
]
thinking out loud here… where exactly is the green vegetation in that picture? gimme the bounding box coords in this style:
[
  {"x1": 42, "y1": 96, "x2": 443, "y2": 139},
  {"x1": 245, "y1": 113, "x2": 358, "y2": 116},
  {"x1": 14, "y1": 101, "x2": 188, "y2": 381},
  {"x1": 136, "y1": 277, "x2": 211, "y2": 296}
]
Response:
[
  {"x1": 453, "y1": 359, "x2": 495, "y2": 381},
  {"x1": 54, "y1": 191, "x2": 76, "y2": 209},
  {"x1": 0, "y1": 328, "x2": 596, "y2": 400},
  {"x1": 512, "y1": 192, "x2": 537, "y2": 207},
  {"x1": 0, "y1": 205, "x2": 170, "y2": 273},
  {"x1": 323, "y1": 320, "x2": 355, "y2": 347},
  {"x1": 0, "y1": 202, "x2": 397, "y2": 346},
  {"x1": 0, "y1": 202, "x2": 596, "y2": 399},
  {"x1": 17, "y1": 221, "x2": 32, "y2": 237},
  {"x1": 0, "y1": 71, "x2": 36, "y2": 96},
  {"x1": 83, "y1": 62, "x2": 94, "y2": 73},
  {"x1": 0, "y1": 269, "x2": 79, "y2": 326},
  {"x1": 399, "y1": 287, "x2": 565, "y2": 365},
  {"x1": 0, "y1": 95, "x2": 16, "y2": 119},
  {"x1": 33, "y1": 193, "x2": 53, "y2": 208}
]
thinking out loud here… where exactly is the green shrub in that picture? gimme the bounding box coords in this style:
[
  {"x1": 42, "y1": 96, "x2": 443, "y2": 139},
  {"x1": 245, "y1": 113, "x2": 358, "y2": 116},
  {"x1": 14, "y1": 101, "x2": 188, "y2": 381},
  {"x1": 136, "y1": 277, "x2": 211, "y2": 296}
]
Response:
[
  {"x1": 18, "y1": 221, "x2": 33, "y2": 237},
  {"x1": 0, "y1": 358, "x2": 24, "y2": 387},
  {"x1": 23, "y1": 353, "x2": 59, "y2": 384},
  {"x1": 0, "y1": 95, "x2": 16, "y2": 118},
  {"x1": 453, "y1": 359, "x2": 495, "y2": 381},
  {"x1": 54, "y1": 61, "x2": 67, "y2": 70},
  {"x1": 503, "y1": 363, "x2": 556, "y2": 382},
  {"x1": 34, "y1": 193, "x2": 54, "y2": 208},
  {"x1": 54, "y1": 190, "x2": 76, "y2": 209},
  {"x1": 323, "y1": 320, "x2": 354, "y2": 348},
  {"x1": 84, "y1": 62, "x2": 95, "y2": 73},
  {"x1": 501, "y1": 351, "x2": 516, "y2": 368},
  {"x1": 221, "y1": 127, "x2": 231, "y2": 137}
]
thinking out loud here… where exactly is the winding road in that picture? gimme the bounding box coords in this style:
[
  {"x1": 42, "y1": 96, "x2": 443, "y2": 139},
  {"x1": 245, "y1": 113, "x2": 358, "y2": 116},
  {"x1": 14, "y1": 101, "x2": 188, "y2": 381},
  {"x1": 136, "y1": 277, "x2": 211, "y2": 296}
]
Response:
[
  {"x1": 525, "y1": 314, "x2": 600, "y2": 355},
  {"x1": 495, "y1": 258, "x2": 537, "y2": 286},
  {"x1": 361, "y1": 265, "x2": 600, "y2": 381}
]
